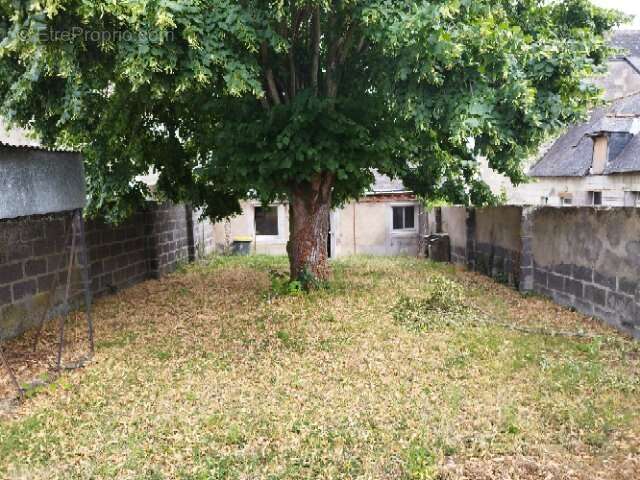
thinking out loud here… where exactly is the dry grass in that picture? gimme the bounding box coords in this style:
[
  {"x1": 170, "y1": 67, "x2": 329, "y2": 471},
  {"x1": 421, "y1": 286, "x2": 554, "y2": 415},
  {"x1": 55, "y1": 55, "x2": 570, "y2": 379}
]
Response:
[{"x1": 1, "y1": 255, "x2": 639, "y2": 479}]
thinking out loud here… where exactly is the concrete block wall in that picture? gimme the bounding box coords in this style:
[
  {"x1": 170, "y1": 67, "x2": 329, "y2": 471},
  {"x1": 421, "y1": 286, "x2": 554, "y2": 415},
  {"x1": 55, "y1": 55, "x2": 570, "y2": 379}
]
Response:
[
  {"x1": 86, "y1": 211, "x2": 149, "y2": 296},
  {"x1": 146, "y1": 203, "x2": 191, "y2": 278},
  {"x1": 438, "y1": 205, "x2": 640, "y2": 338},
  {"x1": 441, "y1": 207, "x2": 469, "y2": 265},
  {"x1": 440, "y1": 206, "x2": 523, "y2": 287},
  {"x1": 471, "y1": 207, "x2": 523, "y2": 287},
  {"x1": 526, "y1": 207, "x2": 640, "y2": 337},
  {"x1": 0, "y1": 212, "x2": 76, "y2": 339},
  {"x1": 0, "y1": 202, "x2": 215, "y2": 340}
]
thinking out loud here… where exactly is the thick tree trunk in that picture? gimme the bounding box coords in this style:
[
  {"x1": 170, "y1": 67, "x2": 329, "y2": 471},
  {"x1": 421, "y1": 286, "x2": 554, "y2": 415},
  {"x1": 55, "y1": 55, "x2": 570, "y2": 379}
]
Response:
[{"x1": 288, "y1": 173, "x2": 334, "y2": 284}]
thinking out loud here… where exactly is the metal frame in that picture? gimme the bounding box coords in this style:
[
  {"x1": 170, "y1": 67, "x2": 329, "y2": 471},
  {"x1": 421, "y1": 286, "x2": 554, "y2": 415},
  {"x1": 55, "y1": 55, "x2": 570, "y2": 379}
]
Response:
[{"x1": 1, "y1": 209, "x2": 94, "y2": 401}]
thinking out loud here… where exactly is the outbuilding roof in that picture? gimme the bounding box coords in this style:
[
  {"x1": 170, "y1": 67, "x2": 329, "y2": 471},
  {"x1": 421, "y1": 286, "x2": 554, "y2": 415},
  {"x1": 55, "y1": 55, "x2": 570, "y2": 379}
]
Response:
[{"x1": 0, "y1": 119, "x2": 78, "y2": 154}]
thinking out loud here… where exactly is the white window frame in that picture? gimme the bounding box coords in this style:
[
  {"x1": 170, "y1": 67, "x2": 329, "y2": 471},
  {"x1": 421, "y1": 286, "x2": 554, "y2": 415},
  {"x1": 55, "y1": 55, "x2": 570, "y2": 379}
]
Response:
[
  {"x1": 253, "y1": 204, "x2": 283, "y2": 242},
  {"x1": 390, "y1": 203, "x2": 418, "y2": 235},
  {"x1": 588, "y1": 191, "x2": 603, "y2": 206}
]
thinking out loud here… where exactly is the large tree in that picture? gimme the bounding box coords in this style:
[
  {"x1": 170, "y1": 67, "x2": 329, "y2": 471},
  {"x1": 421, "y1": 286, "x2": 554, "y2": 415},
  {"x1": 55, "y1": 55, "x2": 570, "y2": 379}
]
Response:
[{"x1": 0, "y1": 0, "x2": 623, "y2": 282}]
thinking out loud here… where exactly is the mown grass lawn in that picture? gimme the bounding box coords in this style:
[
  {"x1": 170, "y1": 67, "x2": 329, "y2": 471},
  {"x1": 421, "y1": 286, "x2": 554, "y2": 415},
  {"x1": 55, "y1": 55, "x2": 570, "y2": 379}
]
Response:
[{"x1": 1, "y1": 256, "x2": 639, "y2": 479}]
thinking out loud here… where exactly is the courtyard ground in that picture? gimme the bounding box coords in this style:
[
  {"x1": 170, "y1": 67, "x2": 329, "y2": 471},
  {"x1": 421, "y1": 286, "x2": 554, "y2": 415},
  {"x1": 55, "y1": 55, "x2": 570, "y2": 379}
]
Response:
[{"x1": 1, "y1": 256, "x2": 639, "y2": 479}]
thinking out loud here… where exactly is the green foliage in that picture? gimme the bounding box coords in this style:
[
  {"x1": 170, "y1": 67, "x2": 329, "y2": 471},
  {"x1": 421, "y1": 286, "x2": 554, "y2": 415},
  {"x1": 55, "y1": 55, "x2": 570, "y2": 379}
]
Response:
[
  {"x1": 403, "y1": 442, "x2": 438, "y2": 480},
  {"x1": 269, "y1": 269, "x2": 303, "y2": 297},
  {"x1": 393, "y1": 275, "x2": 472, "y2": 331},
  {"x1": 0, "y1": 0, "x2": 626, "y2": 222}
]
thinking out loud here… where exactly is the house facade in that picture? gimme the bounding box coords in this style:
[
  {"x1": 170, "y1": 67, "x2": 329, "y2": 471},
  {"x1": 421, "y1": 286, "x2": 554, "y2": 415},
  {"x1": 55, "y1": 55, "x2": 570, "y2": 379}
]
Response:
[
  {"x1": 213, "y1": 173, "x2": 423, "y2": 257},
  {"x1": 482, "y1": 30, "x2": 640, "y2": 207}
]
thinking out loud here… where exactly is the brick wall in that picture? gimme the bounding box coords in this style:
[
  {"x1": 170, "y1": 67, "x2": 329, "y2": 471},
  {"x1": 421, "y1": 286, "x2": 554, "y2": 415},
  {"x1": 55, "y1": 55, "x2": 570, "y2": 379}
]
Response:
[{"x1": 0, "y1": 202, "x2": 215, "y2": 340}]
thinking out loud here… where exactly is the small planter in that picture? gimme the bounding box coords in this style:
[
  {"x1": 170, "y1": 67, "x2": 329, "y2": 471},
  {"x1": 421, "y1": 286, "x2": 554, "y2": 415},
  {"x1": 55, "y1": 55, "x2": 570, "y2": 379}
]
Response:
[{"x1": 231, "y1": 237, "x2": 253, "y2": 256}]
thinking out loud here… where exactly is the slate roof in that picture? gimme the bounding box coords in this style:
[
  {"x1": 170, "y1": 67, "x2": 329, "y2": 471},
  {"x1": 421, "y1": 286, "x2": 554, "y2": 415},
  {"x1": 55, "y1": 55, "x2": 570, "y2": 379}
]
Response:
[
  {"x1": 529, "y1": 31, "x2": 640, "y2": 178},
  {"x1": 610, "y1": 30, "x2": 640, "y2": 58}
]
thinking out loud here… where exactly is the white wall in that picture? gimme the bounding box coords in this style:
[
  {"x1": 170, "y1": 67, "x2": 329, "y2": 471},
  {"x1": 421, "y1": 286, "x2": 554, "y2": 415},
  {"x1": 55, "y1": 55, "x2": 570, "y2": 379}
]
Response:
[
  {"x1": 214, "y1": 197, "x2": 422, "y2": 257},
  {"x1": 480, "y1": 155, "x2": 640, "y2": 207}
]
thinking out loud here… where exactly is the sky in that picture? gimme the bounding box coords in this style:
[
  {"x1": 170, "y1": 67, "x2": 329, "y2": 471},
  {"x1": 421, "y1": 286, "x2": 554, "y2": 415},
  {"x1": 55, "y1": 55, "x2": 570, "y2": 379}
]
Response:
[{"x1": 591, "y1": 0, "x2": 640, "y2": 28}]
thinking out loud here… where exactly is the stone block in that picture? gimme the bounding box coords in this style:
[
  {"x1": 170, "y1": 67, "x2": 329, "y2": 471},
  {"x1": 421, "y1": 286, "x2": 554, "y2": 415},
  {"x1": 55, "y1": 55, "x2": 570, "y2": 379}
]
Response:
[
  {"x1": 548, "y1": 273, "x2": 564, "y2": 291},
  {"x1": 0, "y1": 285, "x2": 11, "y2": 305},
  {"x1": 12, "y1": 279, "x2": 37, "y2": 301},
  {"x1": 585, "y1": 285, "x2": 606, "y2": 307},
  {"x1": 553, "y1": 263, "x2": 572, "y2": 276},
  {"x1": 565, "y1": 278, "x2": 584, "y2": 299},
  {"x1": 594, "y1": 271, "x2": 616, "y2": 291},
  {"x1": 618, "y1": 277, "x2": 637, "y2": 297},
  {"x1": 0, "y1": 263, "x2": 23, "y2": 285},
  {"x1": 25, "y1": 258, "x2": 47, "y2": 277},
  {"x1": 534, "y1": 268, "x2": 548, "y2": 288},
  {"x1": 572, "y1": 265, "x2": 593, "y2": 283}
]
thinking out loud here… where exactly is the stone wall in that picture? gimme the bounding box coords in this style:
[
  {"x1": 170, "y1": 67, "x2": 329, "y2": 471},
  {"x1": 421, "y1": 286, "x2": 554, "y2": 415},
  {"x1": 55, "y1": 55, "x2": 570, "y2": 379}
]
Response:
[
  {"x1": 438, "y1": 205, "x2": 640, "y2": 338},
  {"x1": 0, "y1": 202, "x2": 215, "y2": 340}
]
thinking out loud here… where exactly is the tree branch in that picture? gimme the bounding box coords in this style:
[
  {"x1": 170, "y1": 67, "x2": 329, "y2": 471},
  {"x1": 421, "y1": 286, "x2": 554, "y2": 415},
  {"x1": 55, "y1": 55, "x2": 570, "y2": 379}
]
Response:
[
  {"x1": 311, "y1": 6, "x2": 321, "y2": 95},
  {"x1": 261, "y1": 42, "x2": 281, "y2": 106}
]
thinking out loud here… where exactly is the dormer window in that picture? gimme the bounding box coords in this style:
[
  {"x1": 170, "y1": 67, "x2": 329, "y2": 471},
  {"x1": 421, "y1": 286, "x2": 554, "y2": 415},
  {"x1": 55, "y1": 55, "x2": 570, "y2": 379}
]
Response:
[{"x1": 590, "y1": 135, "x2": 608, "y2": 175}]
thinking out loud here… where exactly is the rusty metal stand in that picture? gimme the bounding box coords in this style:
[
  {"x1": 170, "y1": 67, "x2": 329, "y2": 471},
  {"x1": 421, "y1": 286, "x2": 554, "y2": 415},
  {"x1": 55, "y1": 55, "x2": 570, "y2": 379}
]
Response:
[
  {"x1": 1, "y1": 209, "x2": 95, "y2": 400},
  {"x1": 0, "y1": 343, "x2": 23, "y2": 400},
  {"x1": 32, "y1": 215, "x2": 75, "y2": 352},
  {"x1": 77, "y1": 212, "x2": 95, "y2": 356},
  {"x1": 53, "y1": 209, "x2": 94, "y2": 371}
]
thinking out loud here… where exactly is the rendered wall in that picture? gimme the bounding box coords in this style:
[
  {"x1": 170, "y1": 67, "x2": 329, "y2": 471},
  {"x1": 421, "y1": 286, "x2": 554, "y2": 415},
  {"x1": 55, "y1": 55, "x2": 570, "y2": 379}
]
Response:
[
  {"x1": 525, "y1": 207, "x2": 640, "y2": 336},
  {"x1": 441, "y1": 207, "x2": 469, "y2": 264},
  {"x1": 214, "y1": 197, "x2": 422, "y2": 257},
  {"x1": 439, "y1": 205, "x2": 640, "y2": 338},
  {"x1": 472, "y1": 207, "x2": 523, "y2": 285}
]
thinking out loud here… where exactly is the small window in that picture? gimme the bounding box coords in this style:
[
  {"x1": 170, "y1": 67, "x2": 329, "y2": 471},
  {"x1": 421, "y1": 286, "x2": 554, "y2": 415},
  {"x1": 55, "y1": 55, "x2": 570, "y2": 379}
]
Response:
[
  {"x1": 561, "y1": 197, "x2": 573, "y2": 206},
  {"x1": 255, "y1": 206, "x2": 279, "y2": 236},
  {"x1": 590, "y1": 191, "x2": 602, "y2": 206},
  {"x1": 392, "y1": 206, "x2": 416, "y2": 230},
  {"x1": 625, "y1": 191, "x2": 640, "y2": 207}
]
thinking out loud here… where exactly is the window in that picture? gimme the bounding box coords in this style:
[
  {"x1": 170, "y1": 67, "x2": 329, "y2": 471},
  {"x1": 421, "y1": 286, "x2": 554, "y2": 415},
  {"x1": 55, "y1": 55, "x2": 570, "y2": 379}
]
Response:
[
  {"x1": 392, "y1": 206, "x2": 416, "y2": 230},
  {"x1": 589, "y1": 191, "x2": 602, "y2": 206},
  {"x1": 255, "y1": 206, "x2": 279, "y2": 236},
  {"x1": 561, "y1": 196, "x2": 573, "y2": 206},
  {"x1": 624, "y1": 191, "x2": 640, "y2": 207}
]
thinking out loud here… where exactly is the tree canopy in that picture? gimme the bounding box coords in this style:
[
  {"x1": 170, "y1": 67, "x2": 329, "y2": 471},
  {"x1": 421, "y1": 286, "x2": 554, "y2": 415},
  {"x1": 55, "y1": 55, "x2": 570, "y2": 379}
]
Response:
[{"x1": 0, "y1": 1, "x2": 626, "y2": 279}]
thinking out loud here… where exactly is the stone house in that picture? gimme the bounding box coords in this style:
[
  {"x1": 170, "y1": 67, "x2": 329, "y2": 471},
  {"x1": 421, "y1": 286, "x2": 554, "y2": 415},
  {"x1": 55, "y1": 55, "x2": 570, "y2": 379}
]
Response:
[
  {"x1": 482, "y1": 30, "x2": 640, "y2": 207},
  {"x1": 214, "y1": 172, "x2": 423, "y2": 257}
]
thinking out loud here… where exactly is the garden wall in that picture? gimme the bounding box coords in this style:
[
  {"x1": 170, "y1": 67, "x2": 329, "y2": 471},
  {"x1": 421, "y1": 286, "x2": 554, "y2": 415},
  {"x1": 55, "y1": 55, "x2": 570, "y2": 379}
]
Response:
[
  {"x1": 441, "y1": 207, "x2": 468, "y2": 264},
  {"x1": 439, "y1": 206, "x2": 523, "y2": 287},
  {"x1": 525, "y1": 207, "x2": 640, "y2": 336},
  {"x1": 437, "y1": 205, "x2": 640, "y2": 338},
  {"x1": 0, "y1": 202, "x2": 214, "y2": 340}
]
